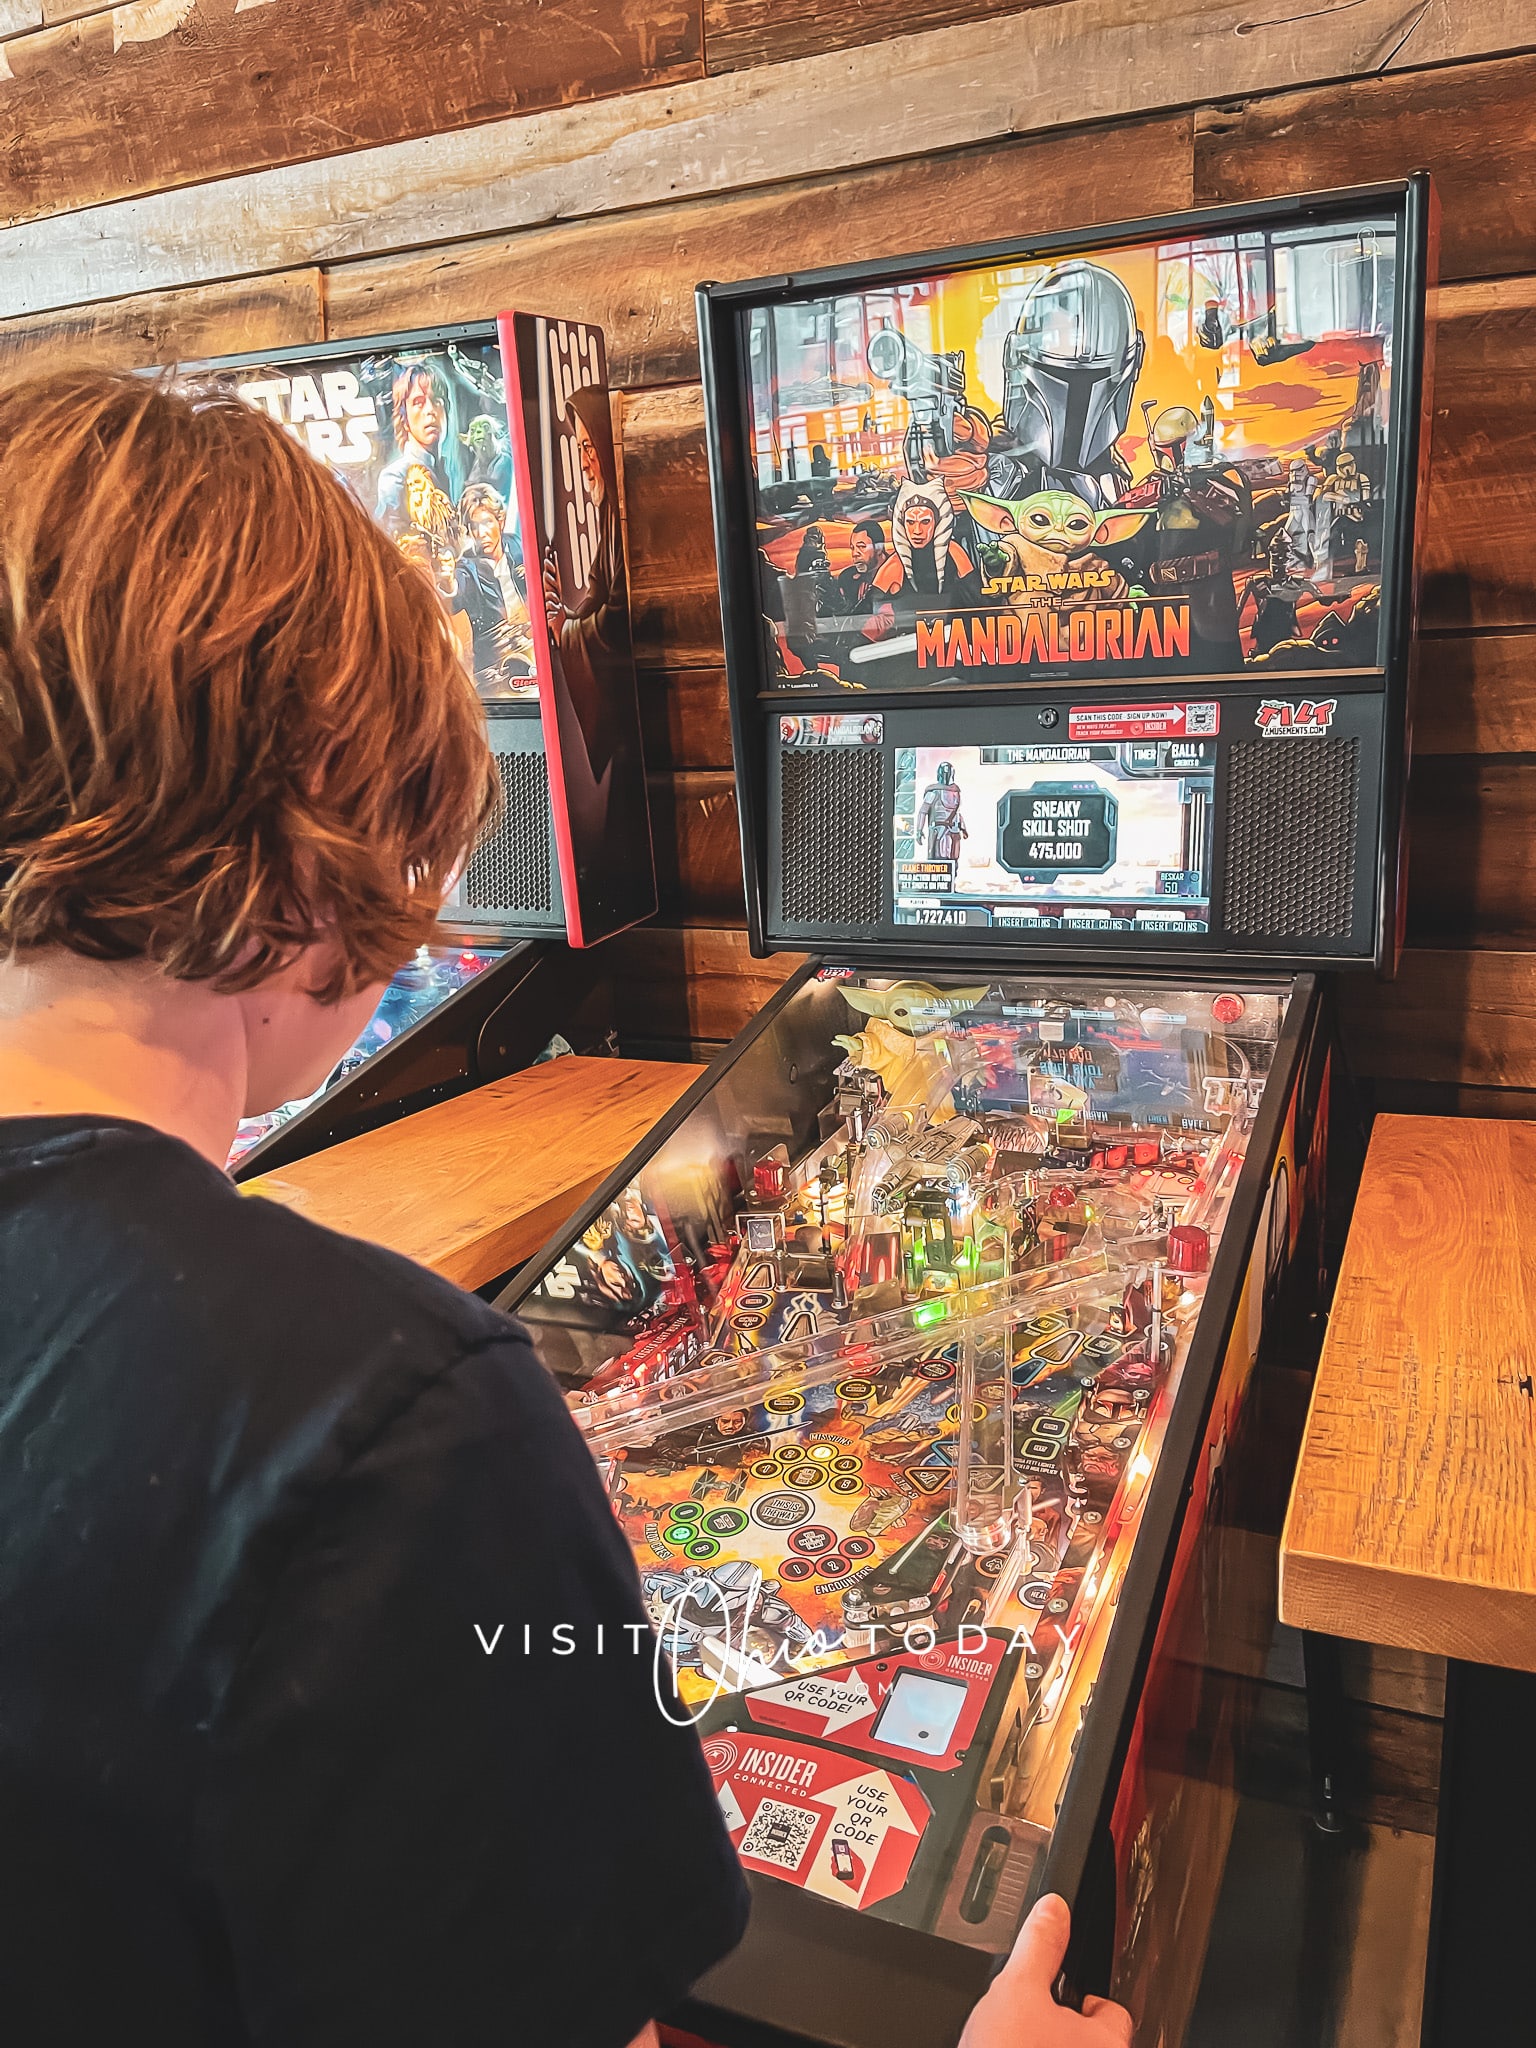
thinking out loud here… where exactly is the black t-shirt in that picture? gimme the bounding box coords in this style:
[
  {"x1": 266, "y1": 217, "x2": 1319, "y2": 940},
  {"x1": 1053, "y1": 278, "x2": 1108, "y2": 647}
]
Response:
[{"x1": 0, "y1": 1117, "x2": 747, "y2": 2045}]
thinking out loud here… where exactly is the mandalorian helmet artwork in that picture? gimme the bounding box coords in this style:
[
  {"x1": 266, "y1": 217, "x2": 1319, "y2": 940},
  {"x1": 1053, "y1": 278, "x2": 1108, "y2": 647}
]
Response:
[
  {"x1": 1148, "y1": 404, "x2": 1201, "y2": 474},
  {"x1": 993, "y1": 262, "x2": 1145, "y2": 508}
]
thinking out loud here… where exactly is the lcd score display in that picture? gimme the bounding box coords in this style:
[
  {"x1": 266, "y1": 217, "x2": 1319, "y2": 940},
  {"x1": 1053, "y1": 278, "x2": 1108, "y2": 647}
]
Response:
[{"x1": 893, "y1": 742, "x2": 1215, "y2": 936}]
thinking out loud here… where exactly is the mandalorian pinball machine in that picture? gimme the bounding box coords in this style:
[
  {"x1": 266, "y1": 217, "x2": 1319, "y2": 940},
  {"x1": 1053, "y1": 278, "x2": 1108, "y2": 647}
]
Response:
[{"x1": 499, "y1": 181, "x2": 1433, "y2": 2047}]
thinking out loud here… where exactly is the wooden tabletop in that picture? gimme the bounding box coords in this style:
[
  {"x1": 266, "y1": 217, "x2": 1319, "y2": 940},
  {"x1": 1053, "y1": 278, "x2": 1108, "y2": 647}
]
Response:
[
  {"x1": 1281, "y1": 1114, "x2": 1536, "y2": 1671},
  {"x1": 241, "y1": 1054, "x2": 703, "y2": 1290}
]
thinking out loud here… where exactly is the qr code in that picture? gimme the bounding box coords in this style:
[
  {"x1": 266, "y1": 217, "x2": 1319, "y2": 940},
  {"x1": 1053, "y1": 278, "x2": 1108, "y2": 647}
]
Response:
[
  {"x1": 741, "y1": 1798, "x2": 818, "y2": 1873},
  {"x1": 1184, "y1": 702, "x2": 1219, "y2": 735}
]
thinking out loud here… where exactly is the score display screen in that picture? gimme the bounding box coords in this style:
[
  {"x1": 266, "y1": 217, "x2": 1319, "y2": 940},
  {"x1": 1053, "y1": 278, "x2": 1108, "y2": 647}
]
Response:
[{"x1": 894, "y1": 741, "x2": 1214, "y2": 936}]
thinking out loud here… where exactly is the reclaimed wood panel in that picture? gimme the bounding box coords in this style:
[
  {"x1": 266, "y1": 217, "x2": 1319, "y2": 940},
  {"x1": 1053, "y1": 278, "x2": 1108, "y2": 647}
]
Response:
[
  {"x1": 325, "y1": 112, "x2": 1194, "y2": 388},
  {"x1": 1338, "y1": 1642, "x2": 1448, "y2": 1721},
  {"x1": 704, "y1": 0, "x2": 1063, "y2": 71},
  {"x1": 0, "y1": 268, "x2": 322, "y2": 379},
  {"x1": 650, "y1": 769, "x2": 745, "y2": 925},
  {"x1": 1282, "y1": 1114, "x2": 1536, "y2": 1670},
  {"x1": 245, "y1": 1055, "x2": 702, "y2": 1289},
  {"x1": 38, "y1": 0, "x2": 107, "y2": 24},
  {"x1": 1414, "y1": 632, "x2": 1536, "y2": 757},
  {"x1": 0, "y1": 0, "x2": 699, "y2": 230},
  {"x1": 6, "y1": 0, "x2": 1534, "y2": 316},
  {"x1": 620, "y1": 383, "x2": 722, "y2": 671},
  {"x1": 605, "y1": 924, "x2": 803, "y2": 1043},
  {"x1": 0, "y1": 0, "x2": 143, "y2": 36},
  {"x1": 637, "y1": 668, "x2": 734, "y2": 773},
  {"x1": 1243, "y1": 1678, "x2": 1442, "y2": 1833},
  {"x1": 1366, "y1": 1079, "x2": 1536, "y2": 1122},
  {"x1": 1195, "y1": 55, "x2": 1536, "y2": 284},
  {"x1": 1407, "y1": 756, "x2": 1536, "y2": 947},
  {"x1": 1340, "y1": 948, "x2": 1536, "y2": 1090},
  {"x1": 1419, "y1": 276, "x2": 1536, "y2": 634}
]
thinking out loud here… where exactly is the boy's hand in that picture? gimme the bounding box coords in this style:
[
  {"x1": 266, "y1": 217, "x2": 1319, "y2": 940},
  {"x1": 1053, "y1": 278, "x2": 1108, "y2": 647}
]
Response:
[{"x1": 960, "y1": 1895, "x2": 1134, "y2": 2047}]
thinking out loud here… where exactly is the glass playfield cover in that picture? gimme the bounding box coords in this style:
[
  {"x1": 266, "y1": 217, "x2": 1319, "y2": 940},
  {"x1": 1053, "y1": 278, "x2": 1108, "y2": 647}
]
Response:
[{"x1": 514, "y1": 970, "x2": 1284, "y2": 1938}]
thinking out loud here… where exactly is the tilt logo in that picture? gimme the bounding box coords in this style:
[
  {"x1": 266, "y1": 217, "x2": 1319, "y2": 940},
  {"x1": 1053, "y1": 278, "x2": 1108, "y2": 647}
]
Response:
[{"x1": 1256, "y1": 698, "x2": 1338, "y2": 737}]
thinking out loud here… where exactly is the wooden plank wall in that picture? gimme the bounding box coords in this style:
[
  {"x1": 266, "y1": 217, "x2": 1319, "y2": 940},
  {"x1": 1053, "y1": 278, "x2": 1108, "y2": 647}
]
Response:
[{"x1": 4, "y1": 0, "x2": 1535, "y2": 1098}]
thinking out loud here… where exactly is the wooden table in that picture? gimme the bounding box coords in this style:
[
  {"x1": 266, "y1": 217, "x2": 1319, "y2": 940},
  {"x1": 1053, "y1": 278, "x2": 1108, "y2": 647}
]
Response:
[
  {"x1": 241, "y1": 1053, "x2": 703, "y2": 1289},
  {"x1": 1281, "y1": 1113, "x2": 1536, "y2": 2045}
]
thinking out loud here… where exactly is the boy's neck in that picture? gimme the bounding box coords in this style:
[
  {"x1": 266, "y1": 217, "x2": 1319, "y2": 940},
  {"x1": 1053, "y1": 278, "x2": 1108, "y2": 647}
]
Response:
[{"x1": 0, "y1": 952, "x2": 248, "y2": 1168}]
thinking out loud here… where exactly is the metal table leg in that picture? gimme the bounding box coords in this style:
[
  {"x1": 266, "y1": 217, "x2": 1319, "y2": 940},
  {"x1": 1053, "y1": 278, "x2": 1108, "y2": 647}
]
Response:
[
  {"x1": 1420, "y1": 1659, "x2": 1536, "y2": 2045},
  {"x1": 1301, "y1": 1631, "x2": 1347, "y2": 1836}
]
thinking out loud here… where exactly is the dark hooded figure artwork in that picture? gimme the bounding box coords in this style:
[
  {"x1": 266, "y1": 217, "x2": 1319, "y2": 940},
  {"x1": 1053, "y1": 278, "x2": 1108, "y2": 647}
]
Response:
[
  {"x1": 540, "y1": 383, "x2": 633, "y2": 787},
  {"x1": 782, "y1": 523, "x2": 841, "y2": 669},
  {"x1": 528, "y1": 374, "x2": 653, "y2": 921}
]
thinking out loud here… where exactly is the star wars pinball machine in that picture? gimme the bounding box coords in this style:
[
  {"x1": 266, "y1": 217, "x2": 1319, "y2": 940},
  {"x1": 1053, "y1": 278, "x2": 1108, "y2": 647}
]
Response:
[
  {"x1": 500, "y1": 181, "x2": 1433, "y2": 2046},
  {"x1": 159, "y1": 317, "x2": 657, "y2": 1175}
]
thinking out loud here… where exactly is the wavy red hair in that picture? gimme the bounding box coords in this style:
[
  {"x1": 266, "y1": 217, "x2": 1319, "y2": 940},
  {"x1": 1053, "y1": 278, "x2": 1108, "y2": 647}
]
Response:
[{"x1": 0, "y1": 367, "x2": 495, "y2": 1000}]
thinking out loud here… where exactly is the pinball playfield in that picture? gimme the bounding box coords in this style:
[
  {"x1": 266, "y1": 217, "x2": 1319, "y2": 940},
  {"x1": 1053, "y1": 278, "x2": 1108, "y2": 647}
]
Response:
[{"x1": 513, "y1": 968, "x2": 1304, "y2": 2033}]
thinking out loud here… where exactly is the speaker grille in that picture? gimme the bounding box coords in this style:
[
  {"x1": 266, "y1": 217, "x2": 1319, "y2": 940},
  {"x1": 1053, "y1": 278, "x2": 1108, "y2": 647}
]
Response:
[
  {"x1": 463, "y1": 749, "x2": 553, "y2": 913},
  {"x1": 1223, "y1": 739, "x2": 1359, "y2": 940},
  {"x1": 780, "y1": 747, "x2": 884, "y2": 927}
]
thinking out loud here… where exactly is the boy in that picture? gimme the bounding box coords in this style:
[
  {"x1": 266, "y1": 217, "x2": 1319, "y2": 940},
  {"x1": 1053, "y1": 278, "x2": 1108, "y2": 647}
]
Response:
[
  {"x1": 0, "y1": 368, "x2": 1128, "y2": 2048},
  {"x1": 0, "y1": 369, "x2": 747, "y2": 2046}
]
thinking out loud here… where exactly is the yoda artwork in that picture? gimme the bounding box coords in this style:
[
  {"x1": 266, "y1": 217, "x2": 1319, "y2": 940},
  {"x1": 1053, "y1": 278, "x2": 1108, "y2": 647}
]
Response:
[
  {"x1": 461, "y1": 412, "x2": 513, "y2": 497},
  {"x1": 960, "y1": 488, "x2": 1149, "y2": 610}
]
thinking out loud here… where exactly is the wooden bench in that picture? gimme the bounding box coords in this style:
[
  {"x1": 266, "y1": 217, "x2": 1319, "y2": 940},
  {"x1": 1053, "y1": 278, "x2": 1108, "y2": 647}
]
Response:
[
  {"x1": 242, "y1": 1053, "x2": 703, "y2": 1289},
  {"x1": 1282, "y1": 1113, "x2": 1536, "y2": 2045}
]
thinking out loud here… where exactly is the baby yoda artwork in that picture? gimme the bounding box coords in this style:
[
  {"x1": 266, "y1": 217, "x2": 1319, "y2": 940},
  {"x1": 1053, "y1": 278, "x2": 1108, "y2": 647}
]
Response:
[
  {"x1": 840, "y1": 981, "x2": 991, "y2": 1036},
  {"x1": 832, "y1": 1019, "x2": 950, "y2": 1113},
  {"x1": 961, "y1": 489, "x2": 1149, "y2": 610}
]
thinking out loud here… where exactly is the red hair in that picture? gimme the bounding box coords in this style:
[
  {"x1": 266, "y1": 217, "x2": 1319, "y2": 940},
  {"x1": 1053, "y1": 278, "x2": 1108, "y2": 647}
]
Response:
[{"x1": 0, "y1": 368, "x2": 495, "y2": 999}]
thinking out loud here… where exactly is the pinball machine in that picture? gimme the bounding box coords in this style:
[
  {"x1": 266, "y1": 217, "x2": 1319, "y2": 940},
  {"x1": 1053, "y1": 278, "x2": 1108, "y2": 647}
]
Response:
[
  {"x1": 156, "y1": 316, "x2": 657, "y2": 1175},
  {"x1": 499, "y1": 180, "x2": 1433, "y2": 2046}
]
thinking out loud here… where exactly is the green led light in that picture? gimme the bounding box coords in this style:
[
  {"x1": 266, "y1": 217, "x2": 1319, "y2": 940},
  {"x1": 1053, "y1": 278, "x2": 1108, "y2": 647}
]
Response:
[{"x1": 913, "y1": 1300, "x2": 948, "y2": 1328}]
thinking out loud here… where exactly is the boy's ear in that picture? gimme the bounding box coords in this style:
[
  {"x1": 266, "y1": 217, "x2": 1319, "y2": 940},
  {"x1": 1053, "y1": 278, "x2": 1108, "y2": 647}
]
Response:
[
  {"x1": 960, "y1": 492, "x2": 1018, "y2": 535},
  {"x1": 1091, "y1": 509, "x2": 1151, "y2": 547}
]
